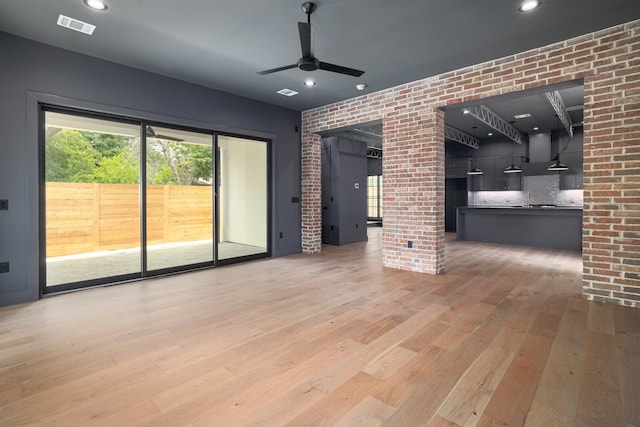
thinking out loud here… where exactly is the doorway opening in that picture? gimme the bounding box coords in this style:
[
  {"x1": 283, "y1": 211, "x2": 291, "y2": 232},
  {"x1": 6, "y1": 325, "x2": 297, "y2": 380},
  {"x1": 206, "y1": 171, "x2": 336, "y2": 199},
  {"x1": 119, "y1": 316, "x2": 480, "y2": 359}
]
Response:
[
  {"x1": 319, "y1": 121, "x2": 382, "y2": 246},
  {"x1": 441, "y1": 79, "x2": 584, "y2": 249}
]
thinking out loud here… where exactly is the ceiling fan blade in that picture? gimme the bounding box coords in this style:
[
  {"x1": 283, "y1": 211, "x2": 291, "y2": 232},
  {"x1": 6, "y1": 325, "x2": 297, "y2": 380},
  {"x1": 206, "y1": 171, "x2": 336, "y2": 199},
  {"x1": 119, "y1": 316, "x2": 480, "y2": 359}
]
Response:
[
  {"x1": 146, "y1": 126, "x2": 183, "y2": 142},
  {"x1": 318, "y1": 61, "x2": 365, "y2": 77},
  {"x1": 298, "y1": 22, "x2": 312, "y2": 58},
  {"x1": 257, "y1": 64, "x2": 298, "y2": 75},
  {"x1": 156, "y1": 134, "x2": 183, "y2": 142}
]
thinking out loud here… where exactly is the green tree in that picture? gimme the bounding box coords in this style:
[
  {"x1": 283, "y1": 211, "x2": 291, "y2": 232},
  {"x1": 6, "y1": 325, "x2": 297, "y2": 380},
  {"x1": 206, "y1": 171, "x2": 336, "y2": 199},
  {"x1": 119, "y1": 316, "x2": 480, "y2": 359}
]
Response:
[
  {"x1": 45, "y1": 128, "x2": 212, "y2": 186},
  {"x1": 150, "y1": 140, "x2": 212, "y2": 185},
  {"x1": 45, "y1": 130, "x2": 100, "y2": 182},
  {"x1": 81, "y1": 131, "x2": 129, "y2": 158},
  {"x1": 92, "y1": 152, "x2": 140, "y2": 184}
]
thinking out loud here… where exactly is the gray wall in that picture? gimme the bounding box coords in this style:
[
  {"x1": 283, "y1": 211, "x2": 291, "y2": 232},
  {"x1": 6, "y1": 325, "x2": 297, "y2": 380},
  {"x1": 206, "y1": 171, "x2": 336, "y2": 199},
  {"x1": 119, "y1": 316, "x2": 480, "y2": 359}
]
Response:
[
  {"x1": 321, "y1": 137, "x2": 368, "y2": 245},
  {"x1": 0, "y1": 31, "x2": 302, "y2": 306}
]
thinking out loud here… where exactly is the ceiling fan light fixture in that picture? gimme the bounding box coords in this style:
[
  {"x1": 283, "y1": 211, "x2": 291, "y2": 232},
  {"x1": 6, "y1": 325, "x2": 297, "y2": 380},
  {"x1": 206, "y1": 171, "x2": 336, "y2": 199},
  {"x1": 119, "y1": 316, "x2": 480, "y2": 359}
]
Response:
[
  {"x1": 519, "y1": 0, "x2": 540, "y2": 12},
  {"x1": 84, "y1": 0, "x2": 108, "y2": 10}
]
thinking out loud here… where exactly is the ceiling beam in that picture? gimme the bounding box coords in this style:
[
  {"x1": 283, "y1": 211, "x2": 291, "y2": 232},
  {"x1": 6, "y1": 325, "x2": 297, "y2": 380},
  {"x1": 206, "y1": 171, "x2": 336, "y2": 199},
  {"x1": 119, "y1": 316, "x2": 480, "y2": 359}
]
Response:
[
  {"x1": 463, "y1": 105, "x2": 526, "y2": 144},
  {"x1": 444, "y1": 125, "x2": 479, "y2": 149},
  {"x1": 367, "y1": 147, "x2": 382, "y2": 158},
  {"x1": 545, "y1": 90, "x2": 574, "y2": 138}
]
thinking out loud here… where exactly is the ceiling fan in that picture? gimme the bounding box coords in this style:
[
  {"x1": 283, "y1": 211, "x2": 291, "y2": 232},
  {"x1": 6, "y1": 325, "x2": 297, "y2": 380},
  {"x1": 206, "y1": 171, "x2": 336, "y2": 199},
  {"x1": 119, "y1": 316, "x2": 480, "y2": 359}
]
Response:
[
  {"x1": 146, "y1": 126, "x2": 183, "y2": 142},
  {"x1": 257, "y1": 2, "x2": 365, "y2": 77}
]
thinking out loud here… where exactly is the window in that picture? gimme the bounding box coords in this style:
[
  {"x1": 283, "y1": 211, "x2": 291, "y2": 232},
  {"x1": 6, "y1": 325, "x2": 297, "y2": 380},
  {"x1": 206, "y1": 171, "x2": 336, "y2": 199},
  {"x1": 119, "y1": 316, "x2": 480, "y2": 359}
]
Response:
[{"x1": 367, "y1": 175, "x2": 383, "y2": 219}]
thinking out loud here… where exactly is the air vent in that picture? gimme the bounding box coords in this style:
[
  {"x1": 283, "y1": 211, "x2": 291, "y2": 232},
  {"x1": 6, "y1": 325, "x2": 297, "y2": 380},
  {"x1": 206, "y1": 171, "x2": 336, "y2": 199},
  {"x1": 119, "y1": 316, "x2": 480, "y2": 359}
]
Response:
[
  {"x1": 57, "y1": 14, "x2": 96, "y2": 35},
  {"x1": 276, "y1": 88, "x2": 299, "y2": 97}
]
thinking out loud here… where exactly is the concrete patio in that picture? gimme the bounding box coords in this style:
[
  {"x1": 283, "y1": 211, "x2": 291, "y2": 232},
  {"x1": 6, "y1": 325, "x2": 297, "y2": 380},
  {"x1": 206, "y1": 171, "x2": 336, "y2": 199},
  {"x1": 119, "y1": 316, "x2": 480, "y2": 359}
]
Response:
[{"x1": 46, "y1": 240, "x2": 266, "y2": 286}]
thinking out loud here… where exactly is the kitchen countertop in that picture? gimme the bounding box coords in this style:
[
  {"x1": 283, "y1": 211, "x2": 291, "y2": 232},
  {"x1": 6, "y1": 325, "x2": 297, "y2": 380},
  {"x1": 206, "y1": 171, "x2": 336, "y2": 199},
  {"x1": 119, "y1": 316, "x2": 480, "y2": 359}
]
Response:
[{"x1": 464, "y1": 205, "x2": 583, "y2": 210}]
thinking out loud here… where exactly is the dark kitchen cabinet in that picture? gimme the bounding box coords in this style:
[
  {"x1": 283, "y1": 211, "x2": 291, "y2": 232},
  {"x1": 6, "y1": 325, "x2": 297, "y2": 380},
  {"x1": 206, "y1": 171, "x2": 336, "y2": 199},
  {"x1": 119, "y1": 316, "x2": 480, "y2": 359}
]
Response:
[
  {"x1": 469, "y1": 158, "x2": 521, "y2": 191},
  {"x1": 469, "y1": 158, "x2": 496, "y2": 191},
  {"x1": 559, "y1": 152, "x2": 583, "y2": 189},
  {"x1": 494, "y1": 156, "x2": 522, "y2": 191},
  {"x1": 446, "y1": 158, "x2": 470, "y2": 178}
]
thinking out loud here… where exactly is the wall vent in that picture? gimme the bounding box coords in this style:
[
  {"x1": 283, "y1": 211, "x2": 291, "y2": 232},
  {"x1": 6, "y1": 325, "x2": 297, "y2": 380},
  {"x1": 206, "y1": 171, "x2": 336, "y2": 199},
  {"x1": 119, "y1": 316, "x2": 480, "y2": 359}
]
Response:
[{"x1": 57, "y1": 14, "x2": 96, "y2": 35}]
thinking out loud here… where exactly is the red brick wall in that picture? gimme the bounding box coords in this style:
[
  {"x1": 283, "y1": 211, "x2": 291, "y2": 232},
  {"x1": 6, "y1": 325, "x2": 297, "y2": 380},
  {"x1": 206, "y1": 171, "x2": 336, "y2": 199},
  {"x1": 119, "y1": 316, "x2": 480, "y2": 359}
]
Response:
[{"x1": 302, "y1": 20, "x2": 640, "y2": 307}]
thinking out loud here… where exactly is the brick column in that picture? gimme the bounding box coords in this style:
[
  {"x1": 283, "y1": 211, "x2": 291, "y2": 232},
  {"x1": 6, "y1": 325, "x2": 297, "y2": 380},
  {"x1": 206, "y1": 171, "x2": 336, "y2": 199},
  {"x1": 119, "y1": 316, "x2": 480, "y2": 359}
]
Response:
[
  {"x1": 301, "y1": 131, "x2": 322, "y2": 253},
  {"x1": 382, "y1": 108, "x2": 445, "y2": 273}
]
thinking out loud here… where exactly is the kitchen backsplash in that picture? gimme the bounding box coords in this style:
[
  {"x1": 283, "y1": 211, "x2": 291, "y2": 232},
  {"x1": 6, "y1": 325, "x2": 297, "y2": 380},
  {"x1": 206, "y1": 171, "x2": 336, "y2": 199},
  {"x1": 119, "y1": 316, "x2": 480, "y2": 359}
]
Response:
[{"x1": 468, "y1": 175, "x2": 583, "y2": 207}]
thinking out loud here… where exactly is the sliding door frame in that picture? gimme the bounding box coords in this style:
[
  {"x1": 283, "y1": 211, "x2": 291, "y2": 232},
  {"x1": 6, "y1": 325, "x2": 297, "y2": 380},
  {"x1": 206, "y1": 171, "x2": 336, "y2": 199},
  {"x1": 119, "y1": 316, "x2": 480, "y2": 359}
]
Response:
[
  {"x1": 39, "y1": 105, "x2": 144, "y2": 294},
  {"x1": 214, "y1": 131, "x2": 272, "y2": 266},
  {"x1": 38, "y1": 103, "x2": 272, "y2": 296},
  {"x1": 142, "y1": 120, "x2": 217, "y2": 277}
]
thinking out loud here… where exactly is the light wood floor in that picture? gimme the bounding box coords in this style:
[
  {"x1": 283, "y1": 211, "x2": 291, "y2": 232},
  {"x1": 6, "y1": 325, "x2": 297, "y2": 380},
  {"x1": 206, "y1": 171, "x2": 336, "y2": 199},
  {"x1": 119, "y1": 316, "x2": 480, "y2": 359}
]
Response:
[{"x1": 1, "y1": 228, "x2": 638, "y2": 426}]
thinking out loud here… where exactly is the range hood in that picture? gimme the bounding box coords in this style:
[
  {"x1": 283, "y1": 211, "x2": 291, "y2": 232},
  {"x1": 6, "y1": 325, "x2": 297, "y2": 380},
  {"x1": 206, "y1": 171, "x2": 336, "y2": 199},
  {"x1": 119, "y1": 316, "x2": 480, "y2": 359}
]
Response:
[{"x1": 522, "y1": 132, "x2": 558, "y2": 175}]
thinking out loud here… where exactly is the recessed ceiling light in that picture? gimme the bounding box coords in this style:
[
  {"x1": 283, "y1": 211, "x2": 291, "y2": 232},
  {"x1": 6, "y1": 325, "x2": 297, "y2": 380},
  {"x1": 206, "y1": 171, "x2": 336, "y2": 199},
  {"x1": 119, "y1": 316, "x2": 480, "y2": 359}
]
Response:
[
  {"x1": 304, "y1": 79, "x2": 316, "y2": 87},
  {"x1": 277, "y1": 88, "x2": 298, "y2": 97},
  {"x1": 519, "y1": 0, "x2": 540, "y2": 12},
  {"x1": 84, "y1": 0, "x2": 108, "y2": 10},
  {"x1": 533, "y1": 126, "x2": 540, "y2": 131},
  {"x1": 356, "y1": 84, "x2": 366, "y2": 91},
  {"x1": 488, "y1": 132, "x2": 494, "y2": 136},
  {"x1": 462, "y1": 109, "x2": 471, "y2": 115}
]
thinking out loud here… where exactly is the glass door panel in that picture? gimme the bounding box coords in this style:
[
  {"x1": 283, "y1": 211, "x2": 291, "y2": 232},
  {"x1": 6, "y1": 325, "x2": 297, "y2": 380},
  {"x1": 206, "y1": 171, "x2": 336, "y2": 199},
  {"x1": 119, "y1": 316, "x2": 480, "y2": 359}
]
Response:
[
  {"x1": 44, "y1": 111, "x2": 141, "y2": 287},
  {"x1": 145, "y1": 125, "x2": 214, "y2": 271},
  {"x1": 217, "y1": 135, "x2": 267, "y2": 260}
]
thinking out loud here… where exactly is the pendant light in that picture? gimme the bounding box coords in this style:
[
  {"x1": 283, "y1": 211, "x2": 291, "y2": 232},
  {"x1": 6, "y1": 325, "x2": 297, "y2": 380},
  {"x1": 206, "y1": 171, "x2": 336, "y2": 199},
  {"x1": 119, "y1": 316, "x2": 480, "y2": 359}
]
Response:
[
  {"x1": 467, "y1": 127, "x2": 483, "y2": 175},
  {"x1": 467, "y1": 164, "x2": 483, "y2": 175},
  {"x1": 547, "y1": 115, "x2": 569, "y2": 171},
  {"x1": 504, "y1": 141, "x2": 522, "y2": 174},
  {"x1": 504, "y1": 163, "x2": 522, "y2": 173},
  {"x1": 548, "y1": 156, "x2": 568, "y2": 171}
]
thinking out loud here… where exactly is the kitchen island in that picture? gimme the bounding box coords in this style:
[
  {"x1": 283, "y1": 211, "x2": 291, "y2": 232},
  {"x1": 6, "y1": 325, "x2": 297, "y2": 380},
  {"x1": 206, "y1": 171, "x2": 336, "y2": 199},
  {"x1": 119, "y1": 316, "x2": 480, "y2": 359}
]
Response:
[{"x1": 456, "y1": 206, "x2": 583, "y2": 251}]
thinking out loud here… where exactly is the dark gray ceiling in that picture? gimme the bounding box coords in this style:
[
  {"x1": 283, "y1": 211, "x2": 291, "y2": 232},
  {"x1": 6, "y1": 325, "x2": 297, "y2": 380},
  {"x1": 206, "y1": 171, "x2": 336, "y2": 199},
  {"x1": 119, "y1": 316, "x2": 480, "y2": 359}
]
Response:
[
  {"x1": 0, "y1": 0, "x2": 639, "y2": 112},
  {"x1": 444, "y1": 80, "x2": 584, "y2": 143}
]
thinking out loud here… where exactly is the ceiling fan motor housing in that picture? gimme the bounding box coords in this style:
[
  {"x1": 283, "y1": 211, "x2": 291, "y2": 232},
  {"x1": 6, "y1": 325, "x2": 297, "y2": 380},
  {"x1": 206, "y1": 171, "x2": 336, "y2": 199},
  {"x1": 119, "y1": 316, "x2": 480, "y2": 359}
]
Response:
[{"x1": 298, "y1": 57, "x2": 319, "y2": 71}]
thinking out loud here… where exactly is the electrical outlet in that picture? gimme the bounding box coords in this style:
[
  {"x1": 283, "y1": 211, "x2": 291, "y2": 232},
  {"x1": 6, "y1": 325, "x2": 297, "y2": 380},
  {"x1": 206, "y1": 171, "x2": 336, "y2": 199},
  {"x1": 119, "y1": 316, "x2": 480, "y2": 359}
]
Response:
[
  {"x1": 407, "y1": 241, "x2": 413, "y2": 248},
  {"x1": 0, "y1": 262, "x2": 9, "y2": 273},
  {"x1": 0, "y1": 199, "x2": 7, "y2": 210}
]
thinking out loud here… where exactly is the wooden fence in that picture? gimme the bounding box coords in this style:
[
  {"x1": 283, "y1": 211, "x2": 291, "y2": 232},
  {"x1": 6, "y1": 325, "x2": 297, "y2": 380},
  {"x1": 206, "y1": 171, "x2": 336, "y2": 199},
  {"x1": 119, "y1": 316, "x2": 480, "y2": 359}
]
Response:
[{"x1": 46, "y1": 182, "x2": 213, "y2": 257}]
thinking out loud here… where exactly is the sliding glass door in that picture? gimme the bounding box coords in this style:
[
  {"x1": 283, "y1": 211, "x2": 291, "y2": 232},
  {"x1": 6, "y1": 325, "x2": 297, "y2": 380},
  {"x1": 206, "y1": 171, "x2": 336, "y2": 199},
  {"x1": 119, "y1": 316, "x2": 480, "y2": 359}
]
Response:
[
  {"x1": 42, "y1": 108, "x2": 269, "y2": 293},
  {"x1": 145, "y1": 125, "x2": 214, "y2": 272},
  {"x1": 44, "y1": 111, "x2": 142, "y2": 287},
  {"x1": 217, "y1": 135, "x2": 268, "y2": 260}
]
